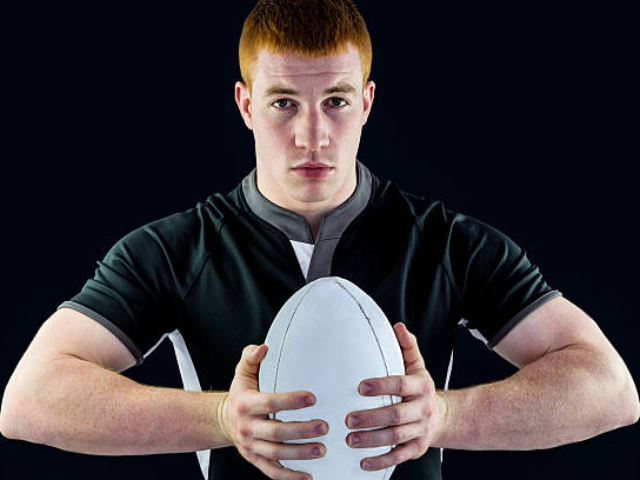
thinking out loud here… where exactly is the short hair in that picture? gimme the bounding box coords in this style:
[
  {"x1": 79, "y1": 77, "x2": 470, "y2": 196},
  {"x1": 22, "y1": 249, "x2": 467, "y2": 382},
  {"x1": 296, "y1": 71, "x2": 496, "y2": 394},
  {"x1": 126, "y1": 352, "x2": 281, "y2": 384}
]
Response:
[{"x1": 239, "y1": 0, "x2": 373, "y2": 95}]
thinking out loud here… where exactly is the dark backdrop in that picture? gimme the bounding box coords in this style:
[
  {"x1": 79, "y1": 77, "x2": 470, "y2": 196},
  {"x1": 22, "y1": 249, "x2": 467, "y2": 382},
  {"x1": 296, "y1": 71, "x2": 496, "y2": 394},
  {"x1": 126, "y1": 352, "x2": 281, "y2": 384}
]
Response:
[{"x1": 2, "y1": 2, "x2": 638, "y2": 479}]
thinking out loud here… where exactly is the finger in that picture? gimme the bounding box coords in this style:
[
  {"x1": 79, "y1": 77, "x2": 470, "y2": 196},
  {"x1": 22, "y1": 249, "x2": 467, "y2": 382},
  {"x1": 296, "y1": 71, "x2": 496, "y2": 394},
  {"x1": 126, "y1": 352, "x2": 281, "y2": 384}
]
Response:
[
  {"x1": 236, "y1": 344, "x2": 269, "y2": 377},
  {"x1": 346, "y1": 401, "x2": 423, "y2": 429},
  {"x1": 248, "y1": 451, "x2": 313, "y2": 480},
  {"x1": 358, "y1": 373, "x2": 424, "y2": 398},
  {"x1": 243, "y1": 390, "x2": 318, "y2": 416},
  {"x1": 347, "y1": 422, "x2": 423, "y2": 449},
  {"x1": 251, "y1": 437, "x2": 327, "y2": 461},
  {"x1": 393, "y1": 323, "x2": 426, "y2": 372},
  {"x1": 360, "y1": 439, "x2": 424, "y2": 472},
  {"x1": 252, "y1": 417, "x2": 328, "y2": 442}
]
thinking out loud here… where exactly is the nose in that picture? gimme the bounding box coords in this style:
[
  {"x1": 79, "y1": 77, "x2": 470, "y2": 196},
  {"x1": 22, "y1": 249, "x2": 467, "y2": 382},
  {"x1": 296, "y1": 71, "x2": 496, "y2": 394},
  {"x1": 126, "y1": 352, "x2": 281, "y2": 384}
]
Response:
[{"x1": 294, "y1": 107, "x2": 330, "y2": 152}]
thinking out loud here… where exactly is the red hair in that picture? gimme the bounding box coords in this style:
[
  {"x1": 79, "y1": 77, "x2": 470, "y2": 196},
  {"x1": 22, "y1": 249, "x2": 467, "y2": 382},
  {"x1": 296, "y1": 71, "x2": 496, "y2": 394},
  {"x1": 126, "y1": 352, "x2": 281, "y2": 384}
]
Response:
[{"x1": 239, "y1": 0, "x2": 373, "y2": 94}]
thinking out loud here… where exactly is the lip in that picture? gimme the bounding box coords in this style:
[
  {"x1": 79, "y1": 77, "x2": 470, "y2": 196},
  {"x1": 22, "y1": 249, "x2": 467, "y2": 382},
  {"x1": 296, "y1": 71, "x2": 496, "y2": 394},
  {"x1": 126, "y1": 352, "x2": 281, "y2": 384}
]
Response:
[
  {"x1": 292, "y1": 166, "x2": 333, "y2": 178},
  {"x1": 293, "y1": 161, "x2": 332, "y2": 169}
]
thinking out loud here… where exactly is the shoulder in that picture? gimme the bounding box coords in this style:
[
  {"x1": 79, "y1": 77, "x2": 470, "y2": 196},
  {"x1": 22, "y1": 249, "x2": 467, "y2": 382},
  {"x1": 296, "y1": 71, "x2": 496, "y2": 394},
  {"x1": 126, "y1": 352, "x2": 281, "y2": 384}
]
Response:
[
  {"x1": 379, "y1": 180, "x2": 522, "y2": 264},
  {"x1": 377, "y1": 180, "x2": 472, "y2": 235},
  {"x1": 106, "y1": 194, "x2": 236, "y2": 297},
  {"x1": 130, "y1": 191, "x2": 242, "y2": 247}
]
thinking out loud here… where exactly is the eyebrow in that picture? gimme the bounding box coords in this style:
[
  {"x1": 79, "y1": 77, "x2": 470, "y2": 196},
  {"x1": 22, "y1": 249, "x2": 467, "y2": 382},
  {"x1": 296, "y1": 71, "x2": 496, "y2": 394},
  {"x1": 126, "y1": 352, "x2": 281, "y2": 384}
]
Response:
[{"x1": 264, "y1": 83, "x2": 358, "y2": 97}]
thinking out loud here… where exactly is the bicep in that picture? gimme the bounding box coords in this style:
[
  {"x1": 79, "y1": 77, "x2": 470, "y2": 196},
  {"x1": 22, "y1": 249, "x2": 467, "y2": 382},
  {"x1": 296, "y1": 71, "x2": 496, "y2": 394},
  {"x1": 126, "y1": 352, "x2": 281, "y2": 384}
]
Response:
[
  {"x1": 493, "y1": 296, "x2": 615, "y2": 368},
  {"x1": 21, "y1": 307, "x2": 137, "y2": 373}
]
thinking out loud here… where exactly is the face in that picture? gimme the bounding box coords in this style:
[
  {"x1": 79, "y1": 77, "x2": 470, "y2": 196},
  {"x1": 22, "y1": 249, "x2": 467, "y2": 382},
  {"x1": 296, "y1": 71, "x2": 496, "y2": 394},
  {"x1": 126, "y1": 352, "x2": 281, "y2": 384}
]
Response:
[{"x1": 235, "y1": 44, "x2": 375, "y2": 215}]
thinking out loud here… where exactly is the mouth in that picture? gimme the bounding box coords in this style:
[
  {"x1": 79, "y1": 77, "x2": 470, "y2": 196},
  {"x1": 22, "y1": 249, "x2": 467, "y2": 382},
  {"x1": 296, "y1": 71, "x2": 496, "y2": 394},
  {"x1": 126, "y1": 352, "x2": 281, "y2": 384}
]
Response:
[
  {"x1": 292, "y1": 166, "x2": 334, "y2": 178},
  {"x1": 293, "y1": 161, "x2": 332, "y2": 169}
]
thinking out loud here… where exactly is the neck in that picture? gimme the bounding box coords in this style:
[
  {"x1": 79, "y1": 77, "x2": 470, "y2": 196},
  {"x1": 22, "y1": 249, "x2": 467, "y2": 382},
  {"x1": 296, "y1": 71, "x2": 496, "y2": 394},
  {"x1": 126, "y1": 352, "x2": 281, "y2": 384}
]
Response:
[{"x1": 256, "y1": 164, "x2": 358, "y2": 243}]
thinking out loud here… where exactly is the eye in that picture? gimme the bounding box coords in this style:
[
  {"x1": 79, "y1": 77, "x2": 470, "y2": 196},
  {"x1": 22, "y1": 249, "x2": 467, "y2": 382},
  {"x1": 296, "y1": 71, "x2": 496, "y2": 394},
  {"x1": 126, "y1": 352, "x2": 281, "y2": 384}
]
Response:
[
  {"x1": 271, "y1": 97, "x2": 350, "y2": 112},
  {"x1": 329, "y1": 97, "x2": 349, "y2": 108},
  {"x1": 272, "y1": 99, "x2": 295, "y2": 110}
]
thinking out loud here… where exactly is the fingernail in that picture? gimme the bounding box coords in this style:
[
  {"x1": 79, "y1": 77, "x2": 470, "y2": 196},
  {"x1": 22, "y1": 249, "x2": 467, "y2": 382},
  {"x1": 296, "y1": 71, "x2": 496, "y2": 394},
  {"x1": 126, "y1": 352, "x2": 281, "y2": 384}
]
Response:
[
  {"x1": 313, "y1": 446, "x2": 324, "y2": 457},
  {"x1": 360, "y1": 383, "x2": 372, "y2": 394},
  {"x1": 350, "y1": 434, "x2": 361, "y2": 445},
  {"x1": 362, "y1": 460, "x2": 372, "y2": 470},
  {"x1": 305, "y1": 396, "x2": 315, "y2": 406},
  {"x1": 316, "y1": 423, "x2": 327, "y2": 435},
  {"x1": 349, "y1": 416, "x2": 360, "y2": 427}
]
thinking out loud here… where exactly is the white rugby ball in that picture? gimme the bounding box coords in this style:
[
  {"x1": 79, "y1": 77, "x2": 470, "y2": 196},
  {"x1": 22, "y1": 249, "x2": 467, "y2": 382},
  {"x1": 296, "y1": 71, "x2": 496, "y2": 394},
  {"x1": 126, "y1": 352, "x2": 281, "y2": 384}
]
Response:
[{"x1": 258, "y1": 276, "x2": 405, "y2": 479}]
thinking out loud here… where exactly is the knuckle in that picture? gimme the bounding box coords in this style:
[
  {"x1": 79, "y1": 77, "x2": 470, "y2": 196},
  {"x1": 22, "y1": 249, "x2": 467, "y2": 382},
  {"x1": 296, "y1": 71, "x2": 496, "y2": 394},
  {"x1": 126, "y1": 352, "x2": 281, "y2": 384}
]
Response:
[
  {"x1": 238, "y1": 423, "x2": 252, "y2": 439},
  {"x1": 242, "y1": 345, "x2": 255, "y2": 356},
  {"x1": 421, "y1": 419, "x2": 431, "y2": 437},
  {"x1": 269, "y1": 422, "x2": 283, "y2": 442},
  {"x1": 408, "y1": 440, "x2": 418, "y2": 457},
  {"x1": 265, "y1": 397, "x2": 278, "y2": 414},
  {"x1": 421, "y1": 378, "x2": 434, "y2": 395},
  {"x1": 252, "y1": 455, "x2": 281, "y2": 480},
  {"x1": 240, "y1": 437, "x2": 253, "y2": 452},
  {"x1": 391, "y1": 406, "x2": 403, "y2": 424},
  {"x1": 392, "y1": 428, "x2": 404, "y2": 444},
  {"x1": 414, "y1": 439, "x2": 427, "y2": 457},
  {"x1": 278, "y1": 423, "x2": 291, "y2": 442},
  {"x1": 268, "y1": 447, "x2": 280, "y2": 461},
  {"x1": 262, "y1": 446, "x2": 275, "y2": 461},
  {"x1": 419, "y1": 438, "x2": 430, "y2": 453},
  {"x1": 399, "y1": 376, "x2": 410, "y2": 392},
  {"x1": 236, "y1": 401, "x2": 249, "y2": 416}
]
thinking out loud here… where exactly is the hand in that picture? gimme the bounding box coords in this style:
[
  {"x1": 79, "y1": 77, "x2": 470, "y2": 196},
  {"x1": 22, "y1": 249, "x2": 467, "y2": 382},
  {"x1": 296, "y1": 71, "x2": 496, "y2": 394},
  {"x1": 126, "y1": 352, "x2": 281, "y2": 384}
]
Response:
[
  {"x1": 344, "y1": 322, "x2": 448, "y2": 471},
  {"x1": 221, "y1": 344, "x2": 329, "y2": 480}
]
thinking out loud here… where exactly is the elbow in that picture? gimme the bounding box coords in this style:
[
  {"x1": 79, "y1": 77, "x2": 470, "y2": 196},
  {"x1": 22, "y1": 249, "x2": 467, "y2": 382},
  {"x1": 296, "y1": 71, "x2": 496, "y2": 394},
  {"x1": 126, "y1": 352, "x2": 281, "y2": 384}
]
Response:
[
  {"x1": 0, "y1": 410, "x2": 13, "y2": 440},
  {"x1": 614, "y1": 362, "x2": 640, "y2": 428},
  {"x1": 0, "y1": 415, "x2": 20, "y2": 441},
  {"x1": 588, "y1": 349, "x2": 640, "y2": 431},
  {"x1": 1, "y1": 395, "x2": 48, "y2": 445},
  {"x1": 622, "y1": 378, "x2": 640, "y2": 427},
  {"x1": 628, "y1": 406, "x2": 640, "y2": 427},
  {"x1": 1, "y1": 379, "x2": 45, "y2": 444},
  {"x1": 0, "y1": 388, "x2": 22, "y2": 440},
  {"x1": 621, "y1": 397, "x2": 640, "y2": 428}
]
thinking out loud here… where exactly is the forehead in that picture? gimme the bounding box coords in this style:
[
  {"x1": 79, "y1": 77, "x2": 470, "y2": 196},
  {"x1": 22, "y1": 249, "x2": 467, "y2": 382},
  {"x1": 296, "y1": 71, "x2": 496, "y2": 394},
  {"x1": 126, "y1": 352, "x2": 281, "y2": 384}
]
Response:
[{"x1": 253, "y1": 44, "x2": 362, "y2": 85}]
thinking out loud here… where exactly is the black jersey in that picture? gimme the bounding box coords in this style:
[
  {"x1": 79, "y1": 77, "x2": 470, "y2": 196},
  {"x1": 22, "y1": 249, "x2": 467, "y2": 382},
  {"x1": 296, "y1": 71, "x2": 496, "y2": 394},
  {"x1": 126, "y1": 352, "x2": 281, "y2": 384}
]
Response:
[{"x1": 57, "y1": 160, "x2": 562, "y2": 479}]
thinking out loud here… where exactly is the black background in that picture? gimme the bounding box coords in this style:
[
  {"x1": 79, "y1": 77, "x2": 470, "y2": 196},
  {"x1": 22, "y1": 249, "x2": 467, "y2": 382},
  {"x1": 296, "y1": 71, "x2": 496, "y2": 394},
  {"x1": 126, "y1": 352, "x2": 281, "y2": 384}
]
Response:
[{"x1": 2, "y1": 1, "x2": 638, "y2": 479}]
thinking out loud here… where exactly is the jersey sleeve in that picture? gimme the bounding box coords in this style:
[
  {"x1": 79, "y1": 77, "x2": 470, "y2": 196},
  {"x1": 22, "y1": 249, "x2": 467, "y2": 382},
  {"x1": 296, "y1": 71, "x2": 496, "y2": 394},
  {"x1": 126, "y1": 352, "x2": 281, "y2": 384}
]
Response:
[
  {"x1": 56, "y1": 225, "x2": 182, "y2": 366},
  {"x1": 447, "y1": 213, "x2": 563, "y2": 349}
]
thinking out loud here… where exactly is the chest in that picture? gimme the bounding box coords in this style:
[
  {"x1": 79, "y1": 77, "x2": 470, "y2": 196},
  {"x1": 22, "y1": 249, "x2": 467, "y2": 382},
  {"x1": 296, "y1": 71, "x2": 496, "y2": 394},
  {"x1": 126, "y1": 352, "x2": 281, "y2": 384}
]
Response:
[{"x1": 181, "y1": 216, "x2": 460, "y2": 390}]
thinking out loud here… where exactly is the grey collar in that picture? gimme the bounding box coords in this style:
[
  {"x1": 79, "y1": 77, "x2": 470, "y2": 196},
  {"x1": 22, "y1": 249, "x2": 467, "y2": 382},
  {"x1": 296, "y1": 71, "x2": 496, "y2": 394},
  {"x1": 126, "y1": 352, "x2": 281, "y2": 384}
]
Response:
[{"x1": 241, "y1": 159, "x2": 372, "y2": 244}]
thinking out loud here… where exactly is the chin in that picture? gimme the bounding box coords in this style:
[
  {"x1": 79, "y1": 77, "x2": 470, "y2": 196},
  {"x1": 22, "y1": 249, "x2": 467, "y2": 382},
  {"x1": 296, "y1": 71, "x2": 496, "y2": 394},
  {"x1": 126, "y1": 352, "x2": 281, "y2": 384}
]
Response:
[{"x1": 291, "y1": 185, "x2": 333, "y2": 204}]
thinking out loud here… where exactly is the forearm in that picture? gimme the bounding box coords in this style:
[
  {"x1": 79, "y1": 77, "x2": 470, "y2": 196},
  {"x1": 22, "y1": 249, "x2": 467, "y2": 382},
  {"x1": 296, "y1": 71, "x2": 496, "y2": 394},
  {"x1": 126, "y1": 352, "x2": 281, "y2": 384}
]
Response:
[
  {"x1": 432, "y1": 346, "x2": 638, "y2": 450},
  {"x1": 1, "y1": 357, "x2": 233, "y2": 455}
]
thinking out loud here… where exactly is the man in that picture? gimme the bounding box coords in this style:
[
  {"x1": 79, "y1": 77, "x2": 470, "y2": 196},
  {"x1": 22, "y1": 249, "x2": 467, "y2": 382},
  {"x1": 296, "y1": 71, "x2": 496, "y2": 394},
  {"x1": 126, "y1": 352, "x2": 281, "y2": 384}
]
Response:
[{"x1": 1, "y1": 1, "x2": 638, "y2": 479}]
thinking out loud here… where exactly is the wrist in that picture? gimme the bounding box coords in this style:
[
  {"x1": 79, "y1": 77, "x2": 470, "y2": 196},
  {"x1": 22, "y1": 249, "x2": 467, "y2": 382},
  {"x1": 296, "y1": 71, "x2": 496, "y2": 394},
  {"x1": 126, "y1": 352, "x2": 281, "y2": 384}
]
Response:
[
  {"x1": 431, "y1": 390, "x2": 450, "y2": 447},
  {"x1": 216, "y1": 391, "x2": 234, "y2": 447}
]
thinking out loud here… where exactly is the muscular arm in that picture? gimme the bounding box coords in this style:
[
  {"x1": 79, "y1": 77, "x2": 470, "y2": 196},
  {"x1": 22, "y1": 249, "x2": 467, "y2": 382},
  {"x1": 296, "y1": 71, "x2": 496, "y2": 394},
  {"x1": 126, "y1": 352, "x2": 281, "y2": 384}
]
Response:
[
  {"x1": 0, "y1": 308, "x2": 234, "y2": 455},
  {"x1": 432, "y1": 297, "x2": 640, "y2": 450}
]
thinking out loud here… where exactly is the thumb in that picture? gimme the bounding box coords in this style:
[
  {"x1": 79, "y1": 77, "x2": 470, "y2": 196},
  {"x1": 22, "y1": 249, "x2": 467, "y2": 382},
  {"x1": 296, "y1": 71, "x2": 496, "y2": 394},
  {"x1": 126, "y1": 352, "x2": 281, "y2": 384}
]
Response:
[
  {"x1": 394, "y1": 323, "x2": 426, "y2": 373},
  {"x1": 238, "y1": 344, "x2": 268, "y2": 375}
]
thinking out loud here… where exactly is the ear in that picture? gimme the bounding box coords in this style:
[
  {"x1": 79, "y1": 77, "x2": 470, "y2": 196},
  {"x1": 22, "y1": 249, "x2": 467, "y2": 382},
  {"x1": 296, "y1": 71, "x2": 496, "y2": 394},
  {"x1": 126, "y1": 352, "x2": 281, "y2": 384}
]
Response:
[
  {"x1": 362, "y1": 80, "x2": 376, "y2": 126},
  {"x1": 235, "y1": 81, "x2": 253, "y2": 131}
]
